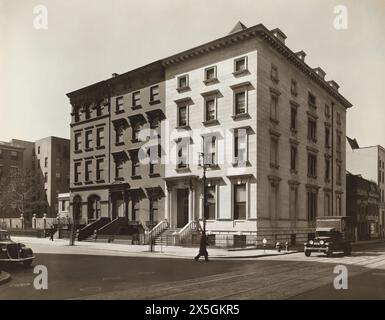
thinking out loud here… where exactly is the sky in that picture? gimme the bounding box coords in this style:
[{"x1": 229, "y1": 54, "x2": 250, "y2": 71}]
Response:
[{"x1": 0, "y1": 0, "x2": 384, "y2": 147}]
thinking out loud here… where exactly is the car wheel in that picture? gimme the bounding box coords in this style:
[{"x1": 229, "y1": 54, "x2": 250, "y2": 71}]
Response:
[
  {"x1": 305, "y1": 251, "x2": 311, "y2": 257},
  {"x1": 23, "y1": 260, "x2": 32, "y2": 268},
  {"x1": 326, "y1": 247, "x2": 334, "y2": 257}
]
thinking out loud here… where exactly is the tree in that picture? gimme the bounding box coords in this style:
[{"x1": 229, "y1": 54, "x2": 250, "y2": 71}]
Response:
[{"x1": 0, "y1": 168, "x2": 48, "y2": 222}]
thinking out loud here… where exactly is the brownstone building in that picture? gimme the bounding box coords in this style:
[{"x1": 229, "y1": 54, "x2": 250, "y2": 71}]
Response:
[{"x1": 67, "y1": 62, "x2": 165, "y2": 239}]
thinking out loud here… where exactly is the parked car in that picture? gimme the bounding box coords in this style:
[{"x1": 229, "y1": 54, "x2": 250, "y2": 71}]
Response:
[
  {"x1": 0, "y1": 230, "x2": 34, "y2": 267},
  {"x1": 304, "y1": 227, "x2": 352, "y2": 257}
]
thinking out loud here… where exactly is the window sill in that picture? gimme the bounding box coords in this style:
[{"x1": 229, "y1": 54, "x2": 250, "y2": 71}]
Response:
[
  {"x1": 232, "y1": 69, "x2": 249, "y2": 77},
  {"x1": 115, "y1": 142, "x2": 125, "y2": 146},
  {"x1": 271, "y1": 77, "x2": 280, "y2": 84},
  {"x1": 176, "y1": 86, "x2": 190, "y2": 93},
  {"x1": 114, "y1": 177, "x2": 124, "y2": 182},
  {"x1": 307, "y1": 175, "x2": 318, "y2": 179},
  {"x1": 131, "y1": 175, "x2": 142, "y2": 180},
  {"x1": 308, "y1": 103, "x2": 317, "y2": 109},
  {"x1": 96, "y1": 179, "x2": 105, "y2": 184},
  {"x1": 270, "y1": 163, "x2": 280, "y2": 169},
  {"x1": 96, "y1": 146, "x2": 105, "y2": 150},
  {"x1": 232, "y1": 160, "x2": 250, "y2": 168},
  {"x1": 115, "y1": 109, "x2": 125, "y2": 115},
  {"x1": 74, "y1": 150, "x2": 82, "y2": 154},
  {"x1": 149, "y1": 173, "x2": 161, "y2": 178},
  {"x1": 149, "y1": 99, "x2": 161, "y2": 106},
  {"x1": 74, "y1": 182, "x2": 82, "y2": 186},
  {"x1": 175, "y1": 167, "x2": 190, "y2": 173},
  {"x1": 132, "y1": 105, "x2": 142, "y2": 110},
  {"x1": 131, "y1": 139, "x2": 141, "y2": 143},
  {"x1": 203, "y1": 78, "x2": 218, "y2": 85},
  {"x1": 290, "y1": 128, "x2": 297, "y2": 135},
  {"x1": 202, "y1": 119, "x2": 219, "y2": 126},
  {"x1": 307, "y1": 138, "x2": 318, "y2": 144},
  {"x1": 84, "y1": 148, "x2": 94, "y2": 152},
  {"x1": 270, "y1": 117, "x2": 279, "y2": 125},
  {"x1": 84, "y1": 181, "x2": 94, "y2": 185},
  {"x1": 232, "y1": 113, "x2": 251, "y2": 121},
  {"x1": 176, "y1": 125, "x2": 191, "y2": 130}
]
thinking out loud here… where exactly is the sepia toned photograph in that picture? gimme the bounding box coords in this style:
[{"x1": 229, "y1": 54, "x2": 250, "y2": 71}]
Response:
[{"x1": 0, "y1": 0, "x2": 385, "y2": 308}]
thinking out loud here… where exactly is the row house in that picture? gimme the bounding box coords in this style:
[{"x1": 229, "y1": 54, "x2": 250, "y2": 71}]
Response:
[
  {"x1": 67, "y1": 62, "x2": 165, "y2": 236},
  {"x1": 67, "y1": 22, "x2": 353, "y2": 245}
]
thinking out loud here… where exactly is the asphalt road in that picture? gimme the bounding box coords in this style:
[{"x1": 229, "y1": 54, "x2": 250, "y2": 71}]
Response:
[{"x1": 1, "y1": 242, "x2": 385, "y2": 300}]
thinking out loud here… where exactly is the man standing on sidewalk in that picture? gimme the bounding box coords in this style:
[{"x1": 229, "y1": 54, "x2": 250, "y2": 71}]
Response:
[{"x1": 194, "y1": 231, "x2": 209, "y2": 261}]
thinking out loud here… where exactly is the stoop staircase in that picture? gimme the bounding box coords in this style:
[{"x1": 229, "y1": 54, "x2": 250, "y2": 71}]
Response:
[{"x1": 153, "y1": 227, "x2": 181, "y2": 246}]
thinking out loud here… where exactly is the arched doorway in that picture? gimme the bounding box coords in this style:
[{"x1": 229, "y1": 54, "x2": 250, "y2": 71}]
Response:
[
  {"x1": 73, "y1": 195, "x2": 82, "y2": 223},
  {"x1": 88, "y1": 195, "x2": 101, "y2": 221}
]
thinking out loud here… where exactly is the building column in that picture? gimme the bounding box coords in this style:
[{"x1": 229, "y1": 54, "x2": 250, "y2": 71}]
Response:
[
  {"x1": 165, "y1": 184, "x2": 172, "y2": 224},
  {"x1": 127, "y1": 196, "x2": 132, "y2": 221},
  {"x1": 188, "y1": 185, "x2": 193, "y2": 222}
]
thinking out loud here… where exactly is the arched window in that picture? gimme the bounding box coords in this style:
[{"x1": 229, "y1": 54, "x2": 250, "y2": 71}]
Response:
[{"x1": 88, "y1": 195, "x2": 101, "y2": 220}]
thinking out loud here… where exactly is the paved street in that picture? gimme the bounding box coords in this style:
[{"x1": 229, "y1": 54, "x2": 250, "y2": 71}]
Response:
[{"x1": 1, "y1": 242, "x2": 385, "y2": 299}]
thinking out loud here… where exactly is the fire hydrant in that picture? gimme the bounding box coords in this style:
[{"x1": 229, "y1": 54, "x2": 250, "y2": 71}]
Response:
[
  {"x1": 275, "y1": 242, "x2": 282, "y2": 252},
  {"x1": 285, "y1": 241, "x2": 289, "y2": 251}
]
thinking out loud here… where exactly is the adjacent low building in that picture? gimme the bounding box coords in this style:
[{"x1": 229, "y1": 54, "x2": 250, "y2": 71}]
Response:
[{"x1": 346, "y1": 172, "x2": 381, "y2": 240}]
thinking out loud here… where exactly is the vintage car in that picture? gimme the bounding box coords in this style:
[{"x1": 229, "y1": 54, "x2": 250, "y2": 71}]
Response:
[
  {"x1": 304, "y1": 227, "x2": 352, "y2": 257},
  {"x1": 0, "y1": 230, "x2": 34, "y2": 267}
]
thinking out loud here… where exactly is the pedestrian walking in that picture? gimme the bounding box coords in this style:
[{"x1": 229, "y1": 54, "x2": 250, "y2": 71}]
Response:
[
  {"x1": 49, "y1": 225, "x2": 55, "y2": 241},
  {"x1": 194, "y1": 231, "x2": 209, "y2": 261}
]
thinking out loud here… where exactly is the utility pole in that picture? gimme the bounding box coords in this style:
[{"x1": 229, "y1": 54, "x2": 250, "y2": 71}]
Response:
[{"x1": 198, "y1": 152, "x2": 210, "y2": 233}]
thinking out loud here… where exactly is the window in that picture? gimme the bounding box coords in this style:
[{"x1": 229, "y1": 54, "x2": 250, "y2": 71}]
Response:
[
  {"x1": 131, "y1": 152, "x2": 140, "y2": 177},
  {"x1": 233, "y1": 129, "x2": 248, "y2": 165},
  {"x1": 336, "y1": 112, "x2": 341, "y2": 125},
  {"x1": 150, "y1": 116, "x2": 160, "y2": 129},
  {"x1": 203, "y1": 135, "x2": 217, "y2": 166},
  {"x1": 85, "y1": 160, "x2": 92, "y2": 182},
  {"x1": 38, "y1": 159, "x2": 40, "y2": 169},
  {"x1": 234, "y1": 57, "x2": 247, "y2": 73},
  {"x1": 234, "y1": 91, "x2": 246, "y2": 115},
  {"x1": 270, "y1": 93, "x2": 279, "y2": 122},
  {"x1": 177, "y1": 104, "x2": 188, "y2": 127},
  {"x1": 336, "y1": 193, "x2": 342, "y2": 216},
  {"x1": 290, "y1": 107, "x2": 297, "y2": 131},
  {"x1": 289, "y1": 184, "x2": 298, "y2": 221},
  {"x1": 271, "y1": 64, "x2": 279, "y2": 83},
  {"x1": 74, "y1": 162, "x2": 81, "y2": 183},
  {"x1": 336, "y1": 162, "x2": 342, "y2": 185},
  {"x1": 308, "y1": 118, "x2": 317, "y2": 142},
  {"x1": 325, "y1": 104, "x2": 331, "y2": 118},
  {"x1": 96, "y1": 127, "x2": 105, "y2": 147},
  {"x1": 56, "y1": 172, "x2": 61, "y2": 180},
  {"x1": 44, "y1": 157, "x2": 48, "y2": 168},
  {"x1": 325, "y1": 158, "x2": 330, "y2": 181},
  {"x1": 96, "y1": 158, "x2": 104, "y2": 181},
  {"x1": 270, "y1": 137, "x2": 279, "y2": 168},
  {"x1": 85, "y1": 130, "x2": 93, "y2": 150},
  {"x1": 61, "y1": 200, "x2": 66, "y2": 212},
  {"x1": 132, "y1": 122, "x2": 141, "y2": 142},
  {"x1": 205, "y1": 185, "x2": 216, "y2": 220},
  {"x1": 44, "y1": 172, "x2": 48, "y2": 183},
  {"x1": 115, "y1": 125, "x2": 124, "y2": 145},
  {"x1": 307, "y1": 188, "x2": 318, "y2": 221},
  {"x1": 115, "y1": 159, "x2": 123, "y2": 179},
  {"x1": 95, "y1": 102, "x2": 102, "y2": 117},
  {"x1": 204, "y1": 97, "x2": 216, "y2": 122},
  {"x1": 84, "y1": 105, "x2": 91, "y2": 119},
  {"x1": 291, "y1": 79, "x2": 298, "y2": 96},
  {"x1": 0, "y1": 149, "x2": 2, "y2": 159},
  {"x1": 75, "y1": 133, "x2": 82, "y2": 151},
  {"x1": 324, "y1": 191, "x2": 331, "y2": 216},
  {"x1": 177, "y1": 75, "x2": 189, "y2": 90},
  {"x1": 150, "y1": 86, "x2": 159, "y2": 102},
  {"x1": 10, "y1": 151, "x2": 18, "y2": 161},
  {"x1": 116, "y1": 96, "x2": 124, "y2": 112},
  {"x1": 336, "y1": 132, "x2": 342, "y2": 152},
  {"x1": 177, "y1": 139, "x2": 189, "y2": 169},
  {"x1": 55, "y1": 157, "x2": 60, "y2": 167},
  {"x1": 73, "y1": 107, "x2": 80, "y2": 122},
  {"x1": 325, "y1": 127, "x2": 330, "y2": 148},
  {"x1": 308, "y1": 92, "x2": 316, "y2": 107},
  {"x1": 204, "y1": 66, "x2": 217, "y2": 82},
  {"x1": 132, "y1": 91, "x2": 141, "y2": 108},
  {"x1": 37, "y1": 146, "x2": 40, "y2": 154},
  {"x1": 0, "y1": 166, "x2": 3, "y2": 178},
  {"x1": 234, "y1": 183, "x2": 246, "y2": 220},
  {"x1": 132, "y1": 199, "x2": 139, "y2": 221},
  {"x1": 307, "y1": 153, "x2": 317, "y2": 178},
  {"x1": 290, "y1": 145, "x2": 297, "y2": 172},
  {"x1": 149, "y1": 199, "x2": 158, "y2": 223},
  {"x1": 149, "y1": 145, "x2": 160, "y2": 175}
]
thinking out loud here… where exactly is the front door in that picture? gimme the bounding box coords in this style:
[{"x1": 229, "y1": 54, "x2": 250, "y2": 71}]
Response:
[{"x1": 177, "y1": 189, "x2": 189, "y2": 228}]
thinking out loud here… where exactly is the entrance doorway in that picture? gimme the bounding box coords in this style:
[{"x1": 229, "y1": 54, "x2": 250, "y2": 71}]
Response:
[{"x1": 177, "y1": 189, "x2": 189, "y2": 228}]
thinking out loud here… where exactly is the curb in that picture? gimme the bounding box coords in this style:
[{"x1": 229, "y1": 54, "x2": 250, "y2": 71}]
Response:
[{"x1": 0, "y1": 271, "x2": 11, "y2": 285}]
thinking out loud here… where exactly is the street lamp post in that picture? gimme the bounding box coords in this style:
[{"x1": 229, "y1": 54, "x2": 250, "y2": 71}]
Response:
[{"x1": 198, "y1": 152, "x2": 209, "y2": 233}]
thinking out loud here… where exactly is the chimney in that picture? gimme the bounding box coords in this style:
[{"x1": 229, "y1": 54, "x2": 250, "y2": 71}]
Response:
[
  {"x1": 112, "y1": 73, "x2": 119, "y2": 78},
  {"x1": 313, "y1": 67, "x2": 326, "y2": 79},
  {"x1": 327, "y1": 80, "x2": 340, "y2": 91},
  {"x1": 270, "y1": 28, "x2": 287, "y2": 44},
  {"x1": 295, "y1": 50, "x2": 306, "y2": 62}
]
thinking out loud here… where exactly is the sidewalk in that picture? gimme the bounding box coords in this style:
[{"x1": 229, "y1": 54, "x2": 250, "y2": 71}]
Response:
[{"x1": 12, "y1": 236, "x2": 297, "y2": 259}]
